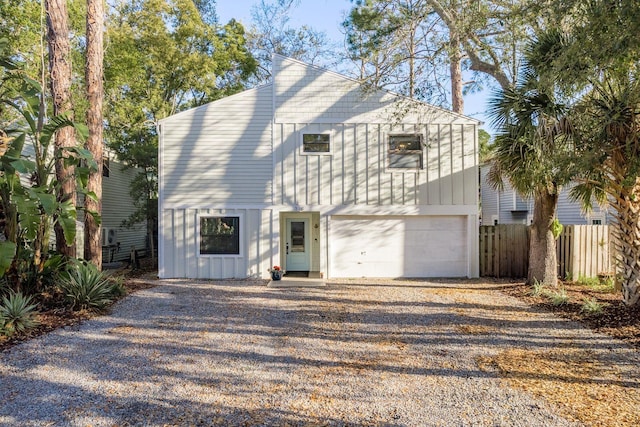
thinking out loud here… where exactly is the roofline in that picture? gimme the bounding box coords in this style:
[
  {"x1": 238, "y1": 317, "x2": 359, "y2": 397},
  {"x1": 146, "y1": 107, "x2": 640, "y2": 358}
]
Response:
[
  {"x1": 272, "y1": 53, "x2": 482, "y2": 124},
  {"x1": 158, "y1": 84, "x2": 273, "y2": 124}
]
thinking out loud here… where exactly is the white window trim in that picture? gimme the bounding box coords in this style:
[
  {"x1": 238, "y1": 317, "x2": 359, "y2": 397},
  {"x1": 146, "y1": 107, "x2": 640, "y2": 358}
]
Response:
[
  {"x1": 196, "y1": 213, "x2": 244, "y2": 258},
  {"x1": 300, "y1": 131, "x2": 333, "y2": 156},
  {"x1": 385, "y1": 132, "x2": 425, "y2": 172}
]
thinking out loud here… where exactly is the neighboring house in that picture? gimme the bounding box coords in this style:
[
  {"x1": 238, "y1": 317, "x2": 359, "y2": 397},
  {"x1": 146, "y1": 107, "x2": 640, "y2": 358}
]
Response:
[
  {"x1": 158, "y1": 55, "x2": 480, "y2": 280},
  {"x1": 96, "y1": 155, "x2": 147, "y2": 264},
  {"x1": 480, "y1": 164, "x2": 609, "y2": 225},
  {"x1": 17, "y1": 143, "x2": 147, "y2": 265}
]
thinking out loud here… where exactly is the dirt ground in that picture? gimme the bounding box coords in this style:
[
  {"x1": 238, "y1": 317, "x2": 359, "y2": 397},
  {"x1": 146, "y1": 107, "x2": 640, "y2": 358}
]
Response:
[
  {"x1": 2, "y1": 274, "x2": 639, "y2": 426},
  {"x1": 502, "y1": 280, "x2": 640, "y2": 349}
]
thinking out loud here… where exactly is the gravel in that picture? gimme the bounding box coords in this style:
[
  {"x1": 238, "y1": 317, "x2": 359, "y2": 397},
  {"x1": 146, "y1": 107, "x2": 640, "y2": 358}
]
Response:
[{"x1": 1, "y1": 278, "x2": 638, "y2": 426}]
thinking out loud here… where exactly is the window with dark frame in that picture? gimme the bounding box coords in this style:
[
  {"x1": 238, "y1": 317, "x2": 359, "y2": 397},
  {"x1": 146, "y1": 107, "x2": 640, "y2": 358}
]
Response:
[
  {"x1": 102, "y1": 157, "x2": 110, "y2": 177},
  {"x1": 302, "y1": 133, "x2": 330, "y2": 153},
  {"x1": 199, "y1": 216, "x2": 240, "y2": 255},
  {"x1": 388, "y1": 134, "x2": 424, "y2": 169}
]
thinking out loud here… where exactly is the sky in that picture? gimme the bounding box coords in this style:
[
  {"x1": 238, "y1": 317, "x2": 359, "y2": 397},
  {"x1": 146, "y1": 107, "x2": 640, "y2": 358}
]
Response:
[{"x1": 216, "y1": 0, "x2": 491, "y2": 130}]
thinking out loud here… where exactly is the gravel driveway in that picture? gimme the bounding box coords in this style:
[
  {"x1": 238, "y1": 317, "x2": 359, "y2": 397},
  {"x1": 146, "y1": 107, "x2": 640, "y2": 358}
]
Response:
[{"x1": 1, "y1": 278, "x2": 638, "y2": 426}]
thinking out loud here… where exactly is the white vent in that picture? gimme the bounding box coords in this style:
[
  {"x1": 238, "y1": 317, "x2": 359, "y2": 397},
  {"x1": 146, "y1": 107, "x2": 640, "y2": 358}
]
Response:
[{"x1": 102, "y1": 228, "x2": 117, "y2": 246}]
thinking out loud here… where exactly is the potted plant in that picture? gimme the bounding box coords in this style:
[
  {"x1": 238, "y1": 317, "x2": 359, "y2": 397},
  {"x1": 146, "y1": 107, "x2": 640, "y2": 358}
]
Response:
[{"x1": 269, "y1": 265, "x2": 283, "y2": 281}]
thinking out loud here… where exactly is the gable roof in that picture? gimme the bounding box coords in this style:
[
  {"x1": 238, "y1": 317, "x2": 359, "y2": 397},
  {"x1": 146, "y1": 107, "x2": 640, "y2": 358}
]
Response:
[
  {"x1": 160, "y1": 55, "x2": 481, "y2": 126},
  {"x1": 272, "y1": 54, "x2": 480, "y2": 125}
]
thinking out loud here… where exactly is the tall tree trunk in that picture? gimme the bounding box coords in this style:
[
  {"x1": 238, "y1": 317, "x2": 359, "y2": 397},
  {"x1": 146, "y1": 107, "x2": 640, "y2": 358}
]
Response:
[
  {"x1": 528, "y1": 190, "x2": 559, "y2": 286},
  {"x1": 46, "y1": 0, "x2": 76, "y2": 258},
  {"x1": 84, "y1": 0, "x2": 104, "y2": 268},
  {"x1": 449, "y1": 31, "x2": 464, "y2": 114},
  {"x1": 610, "y1": 188, "x2": 640, "y2": 306}
]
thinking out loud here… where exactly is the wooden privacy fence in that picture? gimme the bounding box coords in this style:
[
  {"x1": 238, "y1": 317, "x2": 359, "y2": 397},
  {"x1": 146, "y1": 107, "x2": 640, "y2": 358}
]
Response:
[{"x1": 479, "y1": 224, "x2": 613, "y2": 279}]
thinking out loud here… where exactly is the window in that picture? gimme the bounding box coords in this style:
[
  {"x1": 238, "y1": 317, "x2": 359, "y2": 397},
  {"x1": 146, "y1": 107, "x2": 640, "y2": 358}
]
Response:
[
  {"x1": 199, "y1": 216, "x2": 240, "y2": 255},
  {"x1": 302, "y1": 133, "x2": 330, "y2": 154},
  {"x1": 589, "y1": 213, "x2": 605, "y2": 225},
  {"x1": 388, "y1": 134, "x2": 423, "y2": 169},
  {"x1": 102, "y1": 157, "x2": 110, "y2": 177}
]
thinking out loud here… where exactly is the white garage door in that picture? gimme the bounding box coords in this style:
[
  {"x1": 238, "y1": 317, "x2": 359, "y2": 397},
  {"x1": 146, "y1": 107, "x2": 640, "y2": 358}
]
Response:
[{"x1": 329, "y1": 215, "x2": 468, "y2": 278}]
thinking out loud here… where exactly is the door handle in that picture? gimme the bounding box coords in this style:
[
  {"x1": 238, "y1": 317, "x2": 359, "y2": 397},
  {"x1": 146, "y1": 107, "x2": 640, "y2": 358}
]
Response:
[{"x1": 286, "y1": 243, "x2": 289, "y2": 254}]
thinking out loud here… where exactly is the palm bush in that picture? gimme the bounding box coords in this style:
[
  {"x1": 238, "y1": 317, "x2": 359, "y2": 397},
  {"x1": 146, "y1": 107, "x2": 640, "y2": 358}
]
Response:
[
  {"x1": 58, "y1": 261, "x2": 124, "y2": 311},
  {"x1": 0, "y1": 292, "x2": 40, "y2": 336}
]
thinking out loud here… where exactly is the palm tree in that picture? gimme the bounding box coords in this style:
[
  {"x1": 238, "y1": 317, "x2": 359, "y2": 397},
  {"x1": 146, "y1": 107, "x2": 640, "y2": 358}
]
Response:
[
  {"x1": 487, "y1": 35, "x2": 574, "y2": 286},
  {"x1": 571, "y1": 73, "x2": 640, "y2": 306}
]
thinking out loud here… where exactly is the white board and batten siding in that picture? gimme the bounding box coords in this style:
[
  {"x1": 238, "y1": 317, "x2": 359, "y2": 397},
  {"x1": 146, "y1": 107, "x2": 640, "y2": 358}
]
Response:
[{"x1": 159, "y1": 55, "x2": 481, "y2": 279}]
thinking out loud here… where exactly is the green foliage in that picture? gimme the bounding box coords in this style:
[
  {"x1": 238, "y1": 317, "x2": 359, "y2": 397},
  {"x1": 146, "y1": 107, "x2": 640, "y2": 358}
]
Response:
[
  {"x1": 575, "y1": 275, "x2": 615, "y2": 293},
  {"x1": 104, "y1": 0, "x2": 257, "y2": 250},
  {"x1": 575, "y1": 275, "x2": 599, "y2": 288},
  {"x1": 0, "y1": 241, "x2": 16, "y2": 277},
  {"x1": 580, "y1": 297, "x2": 605, "y2": 315},
  {"x1": 478, "y1": 129, "x2": 492, "y2": 163},
  {"x1": 546, "y1": 287, "x2": 569, "y2": 306},
  {"x1": 530, "y1": 279, "x2": 546, "y2": 297},
  {"x1": 58, "y1": 261, "x2": 124, "y2": 311},
  {"x1": 0, "y1": 37, "x2": 96, "y2": 288},
  {"x1": 551, "y1": 218, "x2": 563, "y2": 239},
  {"x1": 0, "y1": 291, "x2": 39, "y2": 336}
]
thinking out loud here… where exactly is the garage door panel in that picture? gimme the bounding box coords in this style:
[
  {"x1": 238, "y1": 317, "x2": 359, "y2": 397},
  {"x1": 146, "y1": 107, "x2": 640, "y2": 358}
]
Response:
[{"x1": 330, "y1": 215, "x2": 467, "y2": 278}]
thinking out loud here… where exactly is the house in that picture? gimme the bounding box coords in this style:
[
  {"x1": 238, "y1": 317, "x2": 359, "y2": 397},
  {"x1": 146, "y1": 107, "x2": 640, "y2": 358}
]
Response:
[
  {"x1": 157, "y1": 55, "x2": 480, "y2": 280},
  {"x1": 95, "y1": 155, "x2": 148, "y2": 264},
  {"x1": 480, "y1": 164, "x2": 609, "y2": 225},
  {"x1": 74, "y1": 156, "x2": 148, "y2": 264},
  {"x1": 17, "y1": 141, "x2": 147, "y2": 265}
]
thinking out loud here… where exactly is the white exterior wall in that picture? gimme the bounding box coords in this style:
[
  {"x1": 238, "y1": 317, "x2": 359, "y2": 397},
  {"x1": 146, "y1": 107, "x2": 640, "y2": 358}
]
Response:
[
  {"x1": 272, "y1": 56, "x2": 478, "y2": 208},
  {"x1": 159, "y1": 55, "x2": 480, "y2": 279},
  {"x1": 160, "y1": 86, "x2": 273, "y2": 207},
  {"x1": 159, "y1": 86, "x2": 274, "y2": 278}
]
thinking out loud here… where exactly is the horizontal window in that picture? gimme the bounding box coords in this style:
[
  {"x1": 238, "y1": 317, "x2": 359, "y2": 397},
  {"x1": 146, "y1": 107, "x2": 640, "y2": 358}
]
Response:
[
  {"x1": 302, "y1": 133, "x2": 330, "y2": 153},
  {"x1": 199, "y1": 216, "x2": 240, "y2": 255},
  {"x1": 388, "y1": 134, "x2": 423, "y2": 169}
]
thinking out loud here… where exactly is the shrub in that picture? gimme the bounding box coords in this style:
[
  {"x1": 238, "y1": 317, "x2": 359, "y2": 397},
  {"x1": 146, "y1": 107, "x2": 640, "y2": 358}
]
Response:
[
  {"x1": 531, "y1": 280, "x2": 546, "y2": 297},
  {"x1": 0, "y1": 292, "x2": 40, "y2": 336},
  {"x1": 58, "y1": 261, "x2": 123, "y2": 311},
  {"x1": 546, "y1": 287, "x2": 569, "y2": 306},
  {"x1": 576, "y1": 275, "x2": 600, "y2": 287},
  {"x1": 576, "y1": 275, "x2": 616, "y2": 293},
  {"x1": 581, "y1": 297, "x2": 605, "y2": 315}
]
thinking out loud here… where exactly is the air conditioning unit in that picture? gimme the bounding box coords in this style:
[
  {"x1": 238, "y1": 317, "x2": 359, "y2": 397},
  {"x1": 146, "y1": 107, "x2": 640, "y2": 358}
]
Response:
[{"x1": 102, "y1": 228, "x2": 117, "y2": 246}]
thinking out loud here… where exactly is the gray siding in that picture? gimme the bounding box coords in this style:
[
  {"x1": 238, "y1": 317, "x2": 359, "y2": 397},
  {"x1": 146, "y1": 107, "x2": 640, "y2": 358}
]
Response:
[
  {"x1": 480, "y1": 165, "x2": 609, "y2": 225},
  {"x1": 101, "y1": 161, "x2": 147, "y2": 262},
  {"x1": 480, "y1": 165, "x2": 498, "y2": 224},
  {"x1": 20, "y1": 143, "x2": 145, "y2": 262}
]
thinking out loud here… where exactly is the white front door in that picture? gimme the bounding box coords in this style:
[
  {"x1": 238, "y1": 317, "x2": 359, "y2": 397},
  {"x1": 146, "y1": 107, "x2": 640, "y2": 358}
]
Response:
[{"x1": 285, "y1": 218, "x2": 310, "y2": 271}]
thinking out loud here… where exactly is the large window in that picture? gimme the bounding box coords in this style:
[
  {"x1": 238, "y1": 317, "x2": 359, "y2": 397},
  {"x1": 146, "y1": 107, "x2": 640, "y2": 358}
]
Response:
[
  {"x1": 199, "y1": 216, "x2": 240, "y2": 255},
  {"x1": 388, "y1": 134, "x2": 424, "y2": 169},
  {"x1": 302, "y1": 133, "x2": 331, "y2": 154}
]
